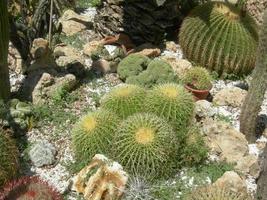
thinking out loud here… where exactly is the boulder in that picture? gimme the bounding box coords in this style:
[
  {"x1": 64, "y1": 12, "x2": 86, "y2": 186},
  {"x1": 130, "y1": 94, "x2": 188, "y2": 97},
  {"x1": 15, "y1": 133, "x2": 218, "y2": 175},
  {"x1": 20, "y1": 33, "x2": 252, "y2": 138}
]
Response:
[
  {"x1": 83, "y1": 40, "x2": 104, "y2": 57},
  {"x1": 235, "y1": 155, "x2": 260, "y2": 178},
  {"x1": 195, "y1": 100, "x2": 216, "y2": 119},
  {"x1": 213, "y1": 87, "x2": 247, "y2": 107}
]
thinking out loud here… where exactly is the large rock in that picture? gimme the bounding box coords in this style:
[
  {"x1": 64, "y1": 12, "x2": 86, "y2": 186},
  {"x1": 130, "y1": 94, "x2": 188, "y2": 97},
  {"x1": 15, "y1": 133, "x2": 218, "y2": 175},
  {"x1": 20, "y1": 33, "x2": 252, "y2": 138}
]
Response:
[
  {"x1": 29, "y1": 140, "x2": 57, "y2": 167},
  {"x1": 202, "y1": 118, "x2": 248, "y2": 163},
  {"x1": 213, "y1": 171, "x2": 247, "y2": 194},
  {"x1": 213, "y1": 87, "x2": 247, "y2": 107},
  {"x1": 235, "y1": 155, "x2": 260, "y2": 178},
  {"x1": 83, "y1": 40, "x2": 104, "y2": 57},
  {"x1": 195, "y1": 100, "x2": 216, "y2": 119},
  {"x1": 59, "y1": 10, "x2": 93, "y2": 36}
]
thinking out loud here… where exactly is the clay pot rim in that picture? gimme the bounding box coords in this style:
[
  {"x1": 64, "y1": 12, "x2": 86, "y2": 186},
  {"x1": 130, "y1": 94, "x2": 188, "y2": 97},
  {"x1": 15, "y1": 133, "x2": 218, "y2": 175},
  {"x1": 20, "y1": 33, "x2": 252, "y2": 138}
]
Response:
[{"x1": 185, "y1": 84, "x2": 212, "y2": 93}]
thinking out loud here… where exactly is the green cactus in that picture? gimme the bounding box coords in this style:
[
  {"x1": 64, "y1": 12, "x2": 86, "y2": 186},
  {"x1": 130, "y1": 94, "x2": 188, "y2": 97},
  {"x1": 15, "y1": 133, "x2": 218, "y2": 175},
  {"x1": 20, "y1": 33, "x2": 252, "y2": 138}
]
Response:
[
  {"x1": 144, "y1": 83, "x2": 195, "y2": 130},
  {"x1": 72, "y1": 109, "x2": 120, "y2": 163},
  {"x1": 100, "y1": 84, "x2": 146, "y2": 119},
  {"x1": 112, "y1": 113, "x2": 178, "y2": 179},
  {"x1": 0, "y1": 0, "x2": 11, "y2": 100},
  {"x1": 0, "y1": 131, "x2": 19, "y2": 187},
  {"x1": 183, "y1": 67, "x2": 212, "y2": 90},
  {"x1": 188, "y1": 186, "x2": 250, "y2": 200},
  {"x1": 179, "y1": 1, "x2": 258, "y2": 76},
  {"x1": 126, "y1": 59, "x2": 178, "y2": 88},
  {"x1": 117, "y1": 54, "x2": 151, "y2": 81}
]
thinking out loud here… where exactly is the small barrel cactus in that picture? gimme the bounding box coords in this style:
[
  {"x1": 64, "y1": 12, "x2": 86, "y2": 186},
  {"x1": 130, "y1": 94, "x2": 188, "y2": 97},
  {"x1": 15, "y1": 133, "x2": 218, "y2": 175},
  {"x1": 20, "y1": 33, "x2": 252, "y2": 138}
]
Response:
[
  {"x1": 188, "y1": 185, "x2": 250, "y2": 200},
  {"x1": 0, "y1": 176, "x2": 63, "y2": 200},
  {"x1": 179, "y1": 2, "x2": 258, "y2": 76},
  {"x1": 183, "y1": 67, "x2": 212, "y2": 90},
  {"x1": 117, "y1": 54, "x2": 151, "y2": 81},
  {"x1": 126, "y1": 59, "x2": 177, "y2": 88},
  {"x1": 100, "y1": 84, "x2": 146, "y2": 119},
  {"x1": 0, "y1": 131, "x2": 19, "y2": 187},
  {"x1": 113, "y1": 113, "x2": 178, "y2": 179},
  {"x1": 144, "y1": 83, "x2": 195, "y2": 131},
  {"x1": 72, "y1": 109, "x2": 120, "y2": 163}
]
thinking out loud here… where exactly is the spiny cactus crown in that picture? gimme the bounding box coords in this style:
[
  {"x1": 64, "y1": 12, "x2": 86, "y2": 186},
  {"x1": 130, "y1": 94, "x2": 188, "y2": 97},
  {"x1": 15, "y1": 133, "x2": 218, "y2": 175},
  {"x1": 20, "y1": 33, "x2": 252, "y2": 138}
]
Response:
[{"x1": 179, "y1": 1, "x2": 258, "y2": 76}]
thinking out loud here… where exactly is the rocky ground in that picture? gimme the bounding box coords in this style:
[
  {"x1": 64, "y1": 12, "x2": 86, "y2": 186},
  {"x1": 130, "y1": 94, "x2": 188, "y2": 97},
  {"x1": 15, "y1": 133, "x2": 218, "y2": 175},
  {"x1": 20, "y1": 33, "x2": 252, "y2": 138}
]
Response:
[{"x1": 6, "y1": 5, "x2": 267, "y2": 200}]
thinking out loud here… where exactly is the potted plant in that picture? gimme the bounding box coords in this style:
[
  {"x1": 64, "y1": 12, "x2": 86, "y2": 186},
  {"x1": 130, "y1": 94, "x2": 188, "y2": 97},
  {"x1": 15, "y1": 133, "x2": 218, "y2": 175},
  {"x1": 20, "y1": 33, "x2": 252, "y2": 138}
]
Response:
[{"x1": 183, "y1": 67, "x2": 212, "y2": 100}]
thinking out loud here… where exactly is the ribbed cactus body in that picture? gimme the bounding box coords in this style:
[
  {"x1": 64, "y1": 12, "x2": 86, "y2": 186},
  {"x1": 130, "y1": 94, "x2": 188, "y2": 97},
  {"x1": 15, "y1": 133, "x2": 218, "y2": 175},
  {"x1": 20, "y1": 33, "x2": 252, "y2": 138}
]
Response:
[
  {"x1": 179, "y1": 2, "x2": 258, "y2": 76},
  {"x1": 0, "y1": 132, "x2": 19, "y2": 187},
  {"x1": 72, "y1": 110, "x2": 120, "y2": 163},
  {"x1": 113, "y1": 113, "x2": 178, "y2": 179}
]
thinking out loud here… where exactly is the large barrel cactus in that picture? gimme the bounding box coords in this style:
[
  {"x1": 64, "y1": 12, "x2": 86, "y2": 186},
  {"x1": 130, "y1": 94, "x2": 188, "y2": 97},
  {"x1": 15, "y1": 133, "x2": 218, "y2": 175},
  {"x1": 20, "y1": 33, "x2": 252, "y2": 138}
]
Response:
[{"x1": 179, "y1": 1, "x2": 259, "y2": 76}]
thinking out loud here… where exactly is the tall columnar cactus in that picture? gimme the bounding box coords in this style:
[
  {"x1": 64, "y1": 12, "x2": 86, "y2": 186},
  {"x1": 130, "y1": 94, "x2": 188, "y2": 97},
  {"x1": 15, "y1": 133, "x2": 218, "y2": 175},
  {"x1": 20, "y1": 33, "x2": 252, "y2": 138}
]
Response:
[
  {"x1": 0, "y1": 131, "x2": 19, "y2": 187},
  {"x1": 179, "y1": 1, "x2": 259, "y2": 76},
  {"x1": 0, "y1": 0, "x2": 11, "y2": 101},
  {"x1": 240, "y1": 9, "x2": 267, "y2": 143},
  {"x1": 72, "y1": 110, "x2": 120, "y2": 163},
  {"x1": 100, "y1": 84, "x2": 146, "y2": 119},
  {"x1": 144, "y1": 83, "x2": 195, "y2": 131},
  {"x1": 113, "y1": 113, "x2": 178, "y2": 179}
]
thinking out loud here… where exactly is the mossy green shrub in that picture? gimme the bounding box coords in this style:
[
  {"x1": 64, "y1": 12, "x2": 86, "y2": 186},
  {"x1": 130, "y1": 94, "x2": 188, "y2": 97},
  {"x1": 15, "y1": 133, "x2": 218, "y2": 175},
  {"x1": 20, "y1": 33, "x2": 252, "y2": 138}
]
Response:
[
  {"x1": 112, "y1": 113, "x2": 178, "y2": 180},
  {"x1": 180, "y1": 126, "x2": 208, "y2": 166},
  {"x1": 144, "y1": 83, "x2": 195, "y2": 130},
  {"x1": 101, "y1": 84, "x2": 146, "y2": 119},
  {"x1": 0, "y1": 131, "x2": 19, "y2": 187},
  {"x1": 117, "y1": 54, "x2": 151, "y2": 81},
  {"x1": 72, "y1": 109, "x2": 120, "y2": 163},
  {"x1": 179, "y1": 2, "x2": 258, "y2": 76},
  {"x1": 183, "y1": 67, "x2": 212, "y2": 90},
  {"x1": 126, "y1": 59, "x2": 178, "y2": 88},
  {"x1": 188, "y1": 186, "x2": 250, "y2": 200}
]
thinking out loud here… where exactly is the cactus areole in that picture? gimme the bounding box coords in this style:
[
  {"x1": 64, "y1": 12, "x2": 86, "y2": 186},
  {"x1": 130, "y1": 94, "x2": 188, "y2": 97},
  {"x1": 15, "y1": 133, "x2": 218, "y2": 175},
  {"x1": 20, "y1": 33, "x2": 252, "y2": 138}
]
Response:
[{"x1": 179, "y1": 1, "x2": 259, "y2": 76}]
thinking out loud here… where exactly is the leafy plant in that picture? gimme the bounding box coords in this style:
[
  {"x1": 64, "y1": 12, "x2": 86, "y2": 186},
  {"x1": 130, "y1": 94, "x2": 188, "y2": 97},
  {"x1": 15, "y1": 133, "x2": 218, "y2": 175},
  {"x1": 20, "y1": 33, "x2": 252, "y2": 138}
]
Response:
[
  {"x1": 0, "y1": 131, "x2": 19, "y2": 187},
  {"x1": 144, "y1": 83, "x2": 195, "y2": 130},
  {"x1": 113, "y1": 113, "x2": 178, "y2": 180},
  {"x1": 0, "y1": 176, "x2": 63, "y2": 200},
  {"x1": 100, "y1": 84, "x2": 146, "y2": 119},
  {"x1": 179, "y1": 1, "x2": 258, "y2": 76},
  {"x1": 183, "y1": 67, "x2": 212, "y2": 90},
  {"x1": 72, "y1": 109, "x2": 120, "y2": 164}
]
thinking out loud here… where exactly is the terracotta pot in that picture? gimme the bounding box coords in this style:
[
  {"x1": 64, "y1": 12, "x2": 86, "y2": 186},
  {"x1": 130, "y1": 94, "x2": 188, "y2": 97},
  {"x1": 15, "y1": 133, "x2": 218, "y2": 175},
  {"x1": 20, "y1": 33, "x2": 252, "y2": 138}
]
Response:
[{"x1": 185, "y1": 84, "x2": 211, "y2": 101}]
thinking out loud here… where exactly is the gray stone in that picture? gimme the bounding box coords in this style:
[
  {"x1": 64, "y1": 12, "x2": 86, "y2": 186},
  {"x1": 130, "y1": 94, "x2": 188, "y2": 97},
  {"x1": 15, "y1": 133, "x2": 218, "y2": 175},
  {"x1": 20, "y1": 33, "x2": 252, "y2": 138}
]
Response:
[
  {"x1": 195, "y1": 100, "x2": 216, "y2": 118},
  {"x1": 29, "y1": 140, "x2": 57, "y2": 167}
]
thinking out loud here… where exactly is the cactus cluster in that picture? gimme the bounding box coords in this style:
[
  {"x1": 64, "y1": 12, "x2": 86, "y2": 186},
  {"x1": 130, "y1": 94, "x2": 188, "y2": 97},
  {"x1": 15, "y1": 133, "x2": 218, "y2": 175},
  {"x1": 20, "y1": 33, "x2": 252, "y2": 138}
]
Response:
[
  {"x1": 0, "y1": 176, "x2": 63, "y2": 200},
  {"x1": 72, "y1": 83, "x2": 207, "y2": 179},
  {"x1": 113, "y1": 113, "x2": 178, "y2": 179},
  {"x1": 183, "y1": 67, "x2": 212, "y2": 90},
  {"x1": 72, "y1": 109, "x2": 120, "y2": 163},
  {"x1": 0, "y1": 131, "x2": 19, "y2": 187},
  {"x1": 101, "y1": 84, "x2": 146, "y2": 119},
  {"x1": 179, "y1": 1, "x2": 258, "y2": 76}
]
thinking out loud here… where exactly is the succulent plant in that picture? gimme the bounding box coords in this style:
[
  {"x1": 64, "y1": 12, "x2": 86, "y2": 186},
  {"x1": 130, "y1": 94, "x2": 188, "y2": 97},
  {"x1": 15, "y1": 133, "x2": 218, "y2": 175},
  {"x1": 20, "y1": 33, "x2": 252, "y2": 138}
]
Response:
[
  {"x1": 72, "y1": 109, "x2": 120, "y2": 163},
  {"x1": 101, "y1": 84, "x2": 147, "y2": 119},
  {"x1": 144, "y1": 83, "x2": 195, "y2": 131},
  {"x1": 117, "y1": 54, "x2": 151, "y2": 81},
  {"x1": 179, "y1": 1, "x2": 259, "y2": 76},
  {"x1": 188, "y1": 185, "x2": 250, "y2": 200},
  {"x1": 126, "y1": 59, "x2": 178, "y2": 88},
  {"x1": 113, "y1": 113, "x2": 178, "y2": 179},
  {"x1": 0, "y1": 131, "x2": 19, "y2": 187},
  {"x1": 183, "y1": 67, "x2": 212, "y2": 90},
  {"x1": 0, "y1": 176, "x2": 63, "y2": 200}
]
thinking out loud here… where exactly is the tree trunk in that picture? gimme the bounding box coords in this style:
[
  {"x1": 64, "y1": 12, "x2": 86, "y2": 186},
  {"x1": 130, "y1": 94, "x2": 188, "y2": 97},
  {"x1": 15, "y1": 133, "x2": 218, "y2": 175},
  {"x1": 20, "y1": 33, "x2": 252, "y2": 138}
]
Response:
[
  {"x1": 0, "y1": 0, "x2": 11, "y2": 101},
  {"x1": 239, "y1": 9, "x2": 267, "y2": 143},
  {"x1": 257, "y1": 144, "x2": 267, "y2": 199}
]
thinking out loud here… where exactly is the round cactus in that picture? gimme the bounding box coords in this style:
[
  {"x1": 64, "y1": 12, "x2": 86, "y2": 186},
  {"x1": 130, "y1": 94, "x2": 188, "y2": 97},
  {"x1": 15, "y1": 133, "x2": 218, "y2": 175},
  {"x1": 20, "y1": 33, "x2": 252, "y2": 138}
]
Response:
[
  {"x1": 100, "y1": 84, "x2": 146, "y2": 119},
  {"x1": 0, "y1": 131, "x2": 19, "y2": 187},
  {"x1": 179, "y1": 2, "x2": 258, "y2": 76},
  {"x1": 72, "y1": 109, "x2": 120, "y2": 163},
  {"x1": 0, "y1": 176, "x2": 63, "y2": 200},
  {"x1": 113, "y1": 113, "x2": 178, "y2": 179},
  {"x1": 183, "y1": 67, "x2": 212, "y2": 90},
  {"x1": 144, "y1": 83, "x2": 195, "y2": 131},
  {"x1": 188, "y1": 186, "x2": 250, "y2": 200}
]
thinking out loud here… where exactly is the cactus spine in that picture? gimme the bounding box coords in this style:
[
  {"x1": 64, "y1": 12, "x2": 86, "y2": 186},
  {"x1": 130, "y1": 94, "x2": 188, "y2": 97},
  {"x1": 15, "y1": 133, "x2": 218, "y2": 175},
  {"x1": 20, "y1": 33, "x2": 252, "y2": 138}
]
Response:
[
  {"x1": 179, "y1": 1, "x2": 258, "y2": 76},
  {"x1": 240, "y1": 9, "x2": 267, "y2": 143},
  {"x1": 0, "y1": 0, "x2": 11, "y2": 101}
]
